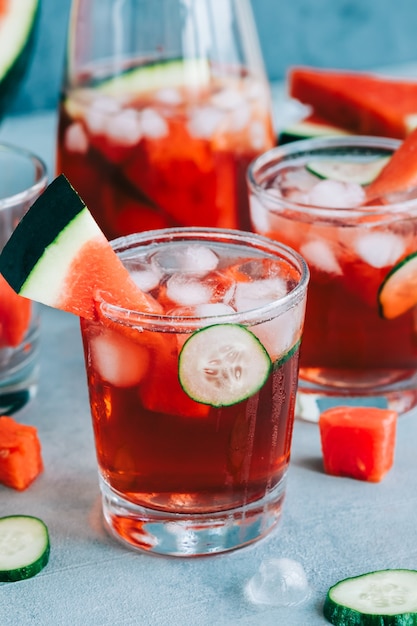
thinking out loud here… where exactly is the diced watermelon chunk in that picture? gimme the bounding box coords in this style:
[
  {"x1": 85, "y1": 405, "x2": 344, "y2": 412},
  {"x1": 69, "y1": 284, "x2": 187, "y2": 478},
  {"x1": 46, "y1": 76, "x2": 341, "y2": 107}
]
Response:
[
  {"x1": 0, "y1": 415, "x2": 43, "y2": 490},
  {"x1": 319, "y1": 406, "x2": 397, "y2": 482},
  {"x1": 0, "y1": 273, "x2": 31, "y2": 347}
]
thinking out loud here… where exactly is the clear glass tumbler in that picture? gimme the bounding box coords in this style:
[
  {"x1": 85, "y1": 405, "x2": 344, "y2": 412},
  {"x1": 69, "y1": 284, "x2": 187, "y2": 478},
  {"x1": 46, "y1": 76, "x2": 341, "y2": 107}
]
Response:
[
  {"x1": 56, "y1": 0, "x2": 275, "y2": 240},
  {"x1": 0, "y1": 143, "x2": 48, "y2": 413},
  {"x1": 247, "y1": 135, "x2": 417, "y2": 420},
  {"x1": 80, "y1": 227, "x2": 308, "y2": 556}
]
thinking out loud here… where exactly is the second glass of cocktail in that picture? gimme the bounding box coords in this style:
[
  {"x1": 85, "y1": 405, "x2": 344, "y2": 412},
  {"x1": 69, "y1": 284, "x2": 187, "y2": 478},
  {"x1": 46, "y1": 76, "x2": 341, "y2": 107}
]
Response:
[
  {"x1": 247, "y1": 136, "x2": 417, "y2": 420},
  {"x1": 80, "y1": 228, "x2": 308, "y2": 556}
]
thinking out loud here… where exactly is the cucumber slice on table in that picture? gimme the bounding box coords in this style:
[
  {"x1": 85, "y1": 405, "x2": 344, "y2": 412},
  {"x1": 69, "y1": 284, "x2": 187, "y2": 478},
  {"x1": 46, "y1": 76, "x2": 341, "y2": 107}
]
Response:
[
  {"x1": 178, "y1": 324, "x2": 272, "y2": 407},
  {"x1": 0, "y1": 515, "x2": 50, "y2": 582},
  {"x1": 306, "y1": 156, "x2": 390, "y2": 185},
  {"x1": 378, "y1": 252, "x2": 417, "y2": 319},
  {"x1": 324, "y1": 569, "x2": 417, "y2": 625}
]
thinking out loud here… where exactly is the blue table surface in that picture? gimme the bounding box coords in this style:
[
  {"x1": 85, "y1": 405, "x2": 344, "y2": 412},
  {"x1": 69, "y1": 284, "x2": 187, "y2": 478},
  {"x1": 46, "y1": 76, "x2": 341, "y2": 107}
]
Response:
[{"x1": 1, "y1": 89, "x2": 417, "y2": 626}]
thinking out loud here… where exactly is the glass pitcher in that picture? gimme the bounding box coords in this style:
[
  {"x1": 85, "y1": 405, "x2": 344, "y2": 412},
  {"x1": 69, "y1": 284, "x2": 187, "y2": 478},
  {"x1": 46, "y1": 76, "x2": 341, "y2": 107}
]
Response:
[{"x1": 56, "y1": 0, "x2": 275, "y2": 239}]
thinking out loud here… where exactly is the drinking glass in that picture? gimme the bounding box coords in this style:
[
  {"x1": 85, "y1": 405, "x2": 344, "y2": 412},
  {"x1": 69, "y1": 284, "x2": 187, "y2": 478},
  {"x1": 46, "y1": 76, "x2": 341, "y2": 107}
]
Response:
[
  {"x1": 80, "y1": 227, "x2": 309, "y2": 556},
  {"x1": 0, "y1": 143, "x2": 47, "y2": 413},
  {"x1": 247, "y1": 135, "x2": 417, "y2": 420},
  {"x1": 57, "y1": 0, "x2": 275, "y2": 240}
]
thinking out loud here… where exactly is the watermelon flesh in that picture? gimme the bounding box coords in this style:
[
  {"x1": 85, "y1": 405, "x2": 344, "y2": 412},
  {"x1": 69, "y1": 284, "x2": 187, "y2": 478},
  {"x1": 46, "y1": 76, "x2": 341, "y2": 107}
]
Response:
[
  {"x1": 288, "y1": 66, "x2": 417, "y2": 139},
  {"x1": 0, "y1": 274, "x2": 31, "y2": 347},
  {"x1": 366, "y1": 126, "x2": 417, "y2": 200},
  {"x1": 319, "y1": 406, "x2": 397, "y2": 482},
  {"x1": 0, "y1": 175, "x2": 161, "y2": 321},
  {"x1": 0, "y1": 415, "x2": 43, "y2": 490}
]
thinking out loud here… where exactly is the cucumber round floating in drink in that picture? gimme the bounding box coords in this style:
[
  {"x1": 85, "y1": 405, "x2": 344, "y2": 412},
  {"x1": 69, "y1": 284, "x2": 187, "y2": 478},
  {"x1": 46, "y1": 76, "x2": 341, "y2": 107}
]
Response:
[{"x1": 178, "y1": 323, "x2": 272, "y2": 407}]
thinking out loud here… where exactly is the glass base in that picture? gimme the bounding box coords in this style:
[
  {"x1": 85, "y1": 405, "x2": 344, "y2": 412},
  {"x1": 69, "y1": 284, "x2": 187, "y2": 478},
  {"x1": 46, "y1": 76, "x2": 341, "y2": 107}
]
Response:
[
  {"x1": 296, "y1": 369, "x2": 417, "y2": 422},
  {"x1": 99, "y1": 477, "x2": 286, "y2": 557},
  {"x1": 0, "y1": 320, "x2": 40, "y2": 415}
]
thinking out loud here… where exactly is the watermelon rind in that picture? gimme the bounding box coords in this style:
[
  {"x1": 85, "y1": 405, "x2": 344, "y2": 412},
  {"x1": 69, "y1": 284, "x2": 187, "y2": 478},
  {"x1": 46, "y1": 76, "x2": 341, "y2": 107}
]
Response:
[
  {"x1": 0, "y1": 175, "x2": 105, "y2": 308},
  {"x1": 0, "y1": 0, "x2": 40, "y2": 117}
]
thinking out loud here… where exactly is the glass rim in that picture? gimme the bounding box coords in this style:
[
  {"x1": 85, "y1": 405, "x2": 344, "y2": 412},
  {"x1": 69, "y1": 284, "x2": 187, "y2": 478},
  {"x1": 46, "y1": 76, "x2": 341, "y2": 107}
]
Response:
[
  {"x1": 96, "y1": 227, "x2": 309, "y2": 331},
  {"x1": 0, "y1": 142, "x2": 48, "y2": 211},
  {"x1": 246, "y1": 135, "x2": 417, "y2": 219}
]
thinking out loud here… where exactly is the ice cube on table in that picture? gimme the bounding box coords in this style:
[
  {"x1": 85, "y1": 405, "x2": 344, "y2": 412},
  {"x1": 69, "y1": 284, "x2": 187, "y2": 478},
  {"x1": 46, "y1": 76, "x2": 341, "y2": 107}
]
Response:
[
  {"x1": 300, "y1": 239, "x2": 342, "y2": 275},
  {"x1": 64, "y1": 122, "x2": 88, "y2": 154},
  {"x1": 245, "y1": 558, "x2": 311, "y2": 607},
  {"x1": 151, "y1": 244, "x2": 219, "y2": 276},
  {"x1": 306, "y1": 179, "x2": 365, "y2": 208},
  {"x1": 354, "y1": 231, "x2": 405, "y2": 268},
  {"x1": 91, "y1": 331, "x2": 149, "y2": 387}
]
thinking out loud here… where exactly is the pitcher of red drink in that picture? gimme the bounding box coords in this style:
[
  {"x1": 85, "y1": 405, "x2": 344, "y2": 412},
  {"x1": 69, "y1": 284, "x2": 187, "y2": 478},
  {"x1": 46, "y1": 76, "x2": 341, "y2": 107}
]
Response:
[{"x1": 56, "y1": 0, "x2": 275, "y2": 239}]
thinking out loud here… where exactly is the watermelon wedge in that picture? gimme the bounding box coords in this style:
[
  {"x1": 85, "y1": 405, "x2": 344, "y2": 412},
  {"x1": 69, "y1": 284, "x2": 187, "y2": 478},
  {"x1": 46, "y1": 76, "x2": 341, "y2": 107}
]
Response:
[
  {"x1": 365, "y1": 127, "x2": 417, "y2": 200},
  {"x1": 0, "y1": 274, "x2": 31, "y2": 347},
  {"x1": 289, "y1": 66, "x2": 417, "y2": 139},
  {"x1": 0, "y1": 0, "x2": 40, "y2": 118},
  {"x1": 0, "y1": 175, "x2": 160, "y2": 320}
]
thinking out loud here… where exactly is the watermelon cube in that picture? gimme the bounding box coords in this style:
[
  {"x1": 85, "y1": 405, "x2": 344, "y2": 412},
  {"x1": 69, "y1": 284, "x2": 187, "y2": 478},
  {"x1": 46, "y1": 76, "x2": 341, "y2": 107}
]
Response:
[{"x1": 319, "y1": 406, "x2": 397, "y2": 482}]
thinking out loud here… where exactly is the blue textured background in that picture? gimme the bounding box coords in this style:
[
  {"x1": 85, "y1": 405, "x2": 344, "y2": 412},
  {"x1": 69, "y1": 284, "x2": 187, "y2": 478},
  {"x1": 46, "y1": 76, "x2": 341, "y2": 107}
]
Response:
[{"x1": 8, "y1": 0, "x2": 417, "y2": 114}]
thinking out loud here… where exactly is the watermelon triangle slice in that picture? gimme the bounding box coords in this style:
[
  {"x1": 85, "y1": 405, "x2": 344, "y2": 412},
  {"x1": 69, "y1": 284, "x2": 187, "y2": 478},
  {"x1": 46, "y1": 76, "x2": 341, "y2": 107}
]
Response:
[
  {"x1": 289, "y1": 66, "x2": 417, "y2": 139},
  {"x1": 0, "y1": 175, "x2": 160, "y2": 320},
  {"x1": 366, "y1": 127, "x2": 417, "y2": 200}
]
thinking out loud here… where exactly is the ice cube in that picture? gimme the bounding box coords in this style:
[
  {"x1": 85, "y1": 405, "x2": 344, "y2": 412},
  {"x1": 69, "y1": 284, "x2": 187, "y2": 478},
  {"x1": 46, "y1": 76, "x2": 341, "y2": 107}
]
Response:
[
  {"x1": 165, "y1": 274, "x2": 212, "y2": 306},
  {"x1": 106, "y1": 108, "x2": 143, "y2": 146},
  {"x1": 141, "y1": 107, "x2": 168, "y2": 138},
  {"x1": 249, "y1": 194, "x2": 270, "y2": 234},
  {"x1": 300, "y1": 239, "x2": 342, "y2": 275},
  {"x1": 151, "y1": 244, "x2": 219, "y2": 276},
  {"x1": 245, "y1": 558, "x2": 311, "y2": 607},
  {"x1": 194, "y1": 302, "x2": 235, "y2": 317},
  {"x1": 252, "y1": 308, "x2": 302, "y2": 361},
  {"x1": 91, "y1": 331, "x2": 150, "y2": 387},
  {"x1": 229, "y1": 103, "x2": 251, "y2": 131},
  {"x1": 306, "y1": 179, "x2": 365, "y2": 208},
  {"x1": 354, "y1": 231, "x2": 405, "y2": 268},
  {"x1": 85, "y1": 96, "x2": 121, "y2": 135},
  {"x1": 249, "y1": 119, "x2": 267, "y2": 151},
  {"x1": 234, "y1": 277, "x2": 287, "y2": 312},
  {"x1": 64, "y1": 122, "x2": 88, "y2": 154},
  {"x1": 281, "y1": 167, "x2": 319, "y2": 193},
  {"x1": 155, "y1": 87, "x2": 183, "y2": 105},
  {"x1": 187, "y1": 106, "x2": 224, "y2": 138},
  {"x1": 211, "y1": 88, "x2": 246, "y2": 111},
  {"x1": 130, "y1": 267, "x2": 161, "y2": 292}
]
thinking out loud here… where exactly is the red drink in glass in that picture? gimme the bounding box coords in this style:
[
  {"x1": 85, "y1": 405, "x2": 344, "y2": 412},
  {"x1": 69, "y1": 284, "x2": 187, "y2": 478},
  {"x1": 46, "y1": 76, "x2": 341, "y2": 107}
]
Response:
[
  {"x1": 80, "y1": 228, "x2": 309, "y2": 555},
  {"x1": 248, "y1": 136, "x2": 417, "y2": 419},
  {"x1": 57, "y1": 63, "x2": 275, "y2": 239}
]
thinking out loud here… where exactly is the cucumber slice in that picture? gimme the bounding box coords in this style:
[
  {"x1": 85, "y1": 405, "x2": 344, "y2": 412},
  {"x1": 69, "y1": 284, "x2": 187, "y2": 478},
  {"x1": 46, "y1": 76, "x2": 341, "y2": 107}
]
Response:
[
  {"x1": 0, "y1": 515, "x2": 50, "y2": 582},
  {"x1": 306, "y1": 156, "x2": 390, "y2": 185},
  {"x1": 378, "y1": 252, "x2": 417, "y2": 319},
  {"x1": 323, "y1": 569, "x2": 417, "y2": 625},
  {"x1": 178, "y1": 324, "x2": 272, "y2": 407}
]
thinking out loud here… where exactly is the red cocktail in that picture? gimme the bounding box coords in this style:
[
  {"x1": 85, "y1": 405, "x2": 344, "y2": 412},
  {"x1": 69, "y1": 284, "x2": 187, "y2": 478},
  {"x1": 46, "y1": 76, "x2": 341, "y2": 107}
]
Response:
[
  {"x1": 80, "y1": 228, "x2": 309, "y2": 555},
  {"x1": 57, "y1": 61, "x2": 274, "y2": 239},
  {"x1": 248, "y1": 136, "x2": 417, "y2": 418}
]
